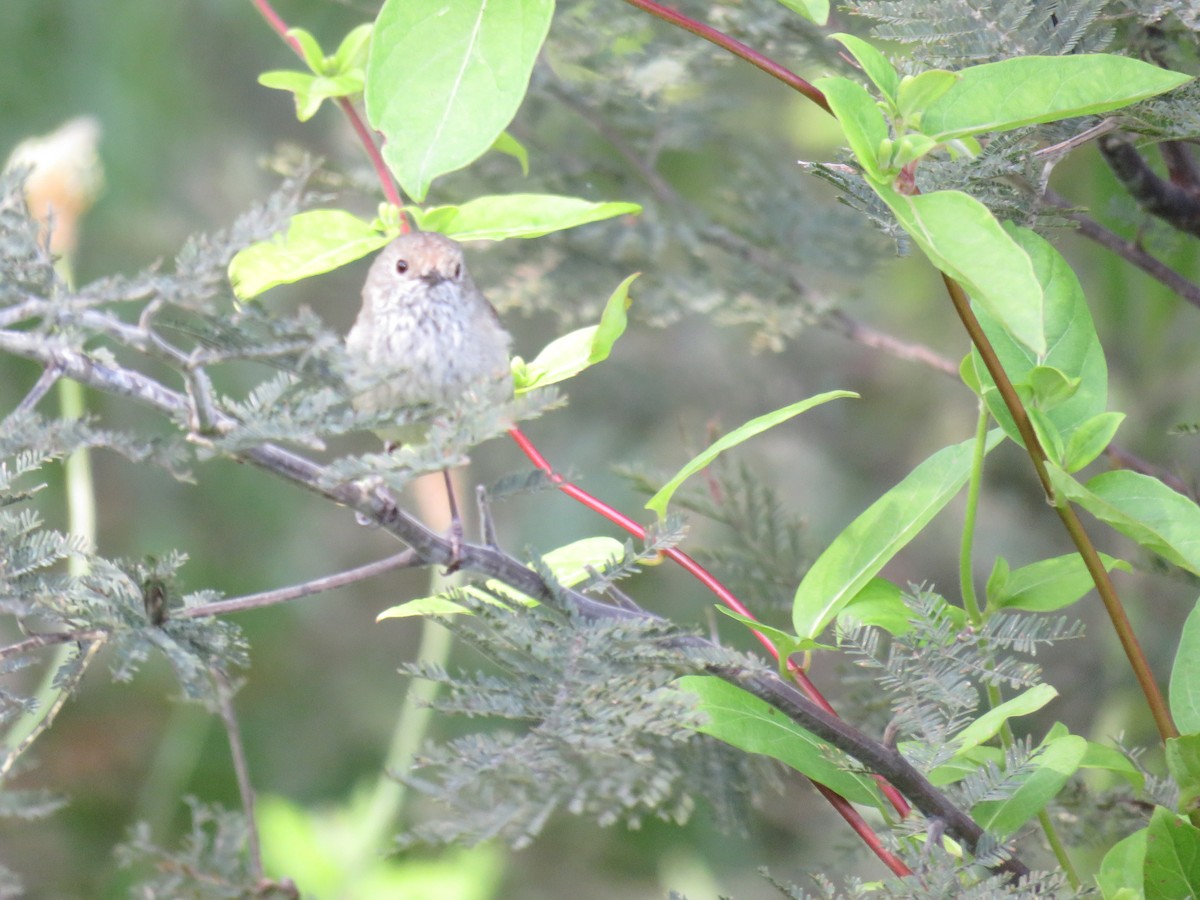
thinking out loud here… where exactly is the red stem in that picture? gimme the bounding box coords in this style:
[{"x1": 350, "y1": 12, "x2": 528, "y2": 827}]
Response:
[
  {"x1": 508, "y1": 426, "x2": 913, "y2": 820},
  {"x1": 251, "y1": 0, "x2": 407, "y2": 217},
  {"x1": 253, "y1": 0, "x2": 911, "y2": 863},
  {"x1": 620, "y1": 0, "x2": 830, "y2": 113}
]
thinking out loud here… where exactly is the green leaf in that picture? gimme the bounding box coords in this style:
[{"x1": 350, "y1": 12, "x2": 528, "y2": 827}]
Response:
[
  {"x1": 1097, "y1": 829, "x2": 1147, "y2": 899},
  {"x1": 645, "y1": 392, "x2": 858, "y2": 520},
  {"x1": 877, "y1": 185, "x2": 1046, "y2": 356},
  {"x1": 259, "y1": 71, "x2": 365, "y2": 121},
  {"x1": 1063, "y1": 411, "x2": 1125, "y2": 474},
  {"x1": 365, "y1": 0, "x2": 554, "y2": 201},
  {"x1": 1027, "y1": 408, "x2": 1066, "y2": 468},
  {"x1": 591, "y1": 272, "x2": 635, "y2": 363},
  {"x1": 331, "y1": 24, "x2": 373, "y2": 73},
  {"x1": 512, "y1": 273, "x2": 637, "y2": 393},
  {"x1": 814, "y1": 76, "x2": 890, "y2": 182},
  {"x1": 987, "y1": 552, "x2": 1130, "y2": 613},
  {"x1": 1049, "y1": 467, "x2": 1200, "y2": 577},
  {"x1": 1166, "y1": 734, "x2": 1200, "y2": 813},
  {"x1": 376, "y1": 537, "x2": 626, "y2": 619},
  {"x1": 971, "y1": 225, "x2": 1109, "y2": 455},
  {"x1": 409, "y1": 194, "x2": 641, "y2": 242},
  {"x1": 836, "y1": 577, "x2": 913, "y2": 636},
  {"x1": 951, "y1": 684, "x2": 1058, "y2": 755},
  {"x1": 896, "y1": 69, "x2": 960, "y2": 122},
  {"x1": 926, "y1": 745, "x2": 1004, "y2": 787},
  {"x1": 1027, "y1": 365, "x2": 1081, "y2": 410},
  {"x1": 490, "y1": 131, "x2": 529, "y2": 176},
  {"x1": 715, "y1": 608, "x2": 829, "y2": 666},
  {"x1": 1144, "y1": 806, "x2": 1200, "y2": 899},
  {"x1": 772, "y1": 0, "x2": 829, "y2": 25},
  {"x1": 971, "y1": 734, "x2": 1086, "y2": 838},
  {"x1": 228, "y1": 210, "x2": 394, "y2": 300},
  {"x1": 1078, "y1": 737, "x2": 1145, "y2": 790},
  {"x1": 676, "y1": 675, "x2": 882, "y2": 805},
  {"x1": 792, "y1": 430, "x2": 1003, "y2": 641},
  {"x1": 829, "y1": 34, "x2": 899, "y2": 101},
  {"x1": 288, "y1": 27, "x2": 326, "y2": 73},
  {"x1": 920, "y1": 55, "x2": 1192, "y2": 141},
  {"x1": 1171, "y1": 600, "x2": 1200, "y2": 733},
  {"x1": 887, "y1": 133, "x2": 939, "y2": 169}
]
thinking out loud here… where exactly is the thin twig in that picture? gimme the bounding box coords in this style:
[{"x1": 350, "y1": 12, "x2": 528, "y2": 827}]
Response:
[
  {"x1": 0, "y1": 330, "x2": 1023, "y2": 874},
  {"x1": 1042, "y1": 189, "x2": 1200, "y2": 309},
  {"x1": 0, "y1": 640, "x2": 105, "y2": 778},
  {"x1": 212, "y1": 671, "x2": 262, "y2": 882},
  {"x1": 178, "y1": 550, "x2": 419, "y2": 619},
  {"x1": 12, "y1": 364, "x2": 62, "y2": 416},
  {"x1": 0, "y1": 629, "x2": 109, "y2": 662}
]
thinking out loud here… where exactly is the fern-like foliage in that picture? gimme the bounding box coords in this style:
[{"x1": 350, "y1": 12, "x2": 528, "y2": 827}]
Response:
[
  {"x1": 115, "y1": 799, "x2": 289, "y2": 899},
  {"x1": 848, "y1": 0, "x2": 1112, "y2": 69},
  {"x1": 841, "y1": 589, "x2": 1083, "y2": 771},
  {"x1": 396, "y1": 589, "x2": 759, "y2": 849}
]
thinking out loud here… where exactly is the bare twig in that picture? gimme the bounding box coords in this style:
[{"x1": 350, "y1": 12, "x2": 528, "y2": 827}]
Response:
[
  {"x1": 212, "y1": 671, "x2": 262, "y2": 881},
  {"x1": 0, "y1": 328, "x2": 1027, "y2": 876},
  {"x1": 1042, "y1": 188, "x2": 1200, "y2": 309},
  {"x1": 178, "y1": 550, "x2": 419, "y2": 619},
  {"x1": 1098, "y1": 132, "x2": 1200, "y2": 238},
  {"x1": 11, "y1": 364, "x2": 62, "y2": 416}
]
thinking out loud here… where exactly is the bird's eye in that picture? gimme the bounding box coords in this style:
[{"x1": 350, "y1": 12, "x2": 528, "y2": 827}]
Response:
[
  {"x1": 395, "y1": 259, "x2": 409, "y2": 274},
  {"x1": 453, "y1": 262, "x2": 463, "y2": 279}
]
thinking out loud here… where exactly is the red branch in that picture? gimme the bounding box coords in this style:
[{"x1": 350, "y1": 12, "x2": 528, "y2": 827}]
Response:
[
  {"x1": 621, "y1": 0, "x2": 830, "y2": 113},
  {"x1": 251, "y1": 0, "x2": 910, "y2": 871},
  {"x1": 250, "y1": 0, "x2": 406, "y2": 215}
]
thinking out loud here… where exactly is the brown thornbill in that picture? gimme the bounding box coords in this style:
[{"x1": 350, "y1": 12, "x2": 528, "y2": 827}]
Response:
[{"x1": 346, "y1": 231, "x2": 513, "y2": 563}]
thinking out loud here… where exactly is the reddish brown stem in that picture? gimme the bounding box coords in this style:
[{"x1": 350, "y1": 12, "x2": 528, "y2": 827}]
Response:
[
  {"x1": 620, "y1": 0, "x2": 830, "y2": 112},
  {"x1": 251, "y1": 0, "x2": 407, "y2": 216},
  {"x1": 508, "y1": 426, "x2": 913, "y2": 821}
]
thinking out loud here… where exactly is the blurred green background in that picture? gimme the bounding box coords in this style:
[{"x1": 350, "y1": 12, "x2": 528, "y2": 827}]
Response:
[{"x1": 3, "y1": 1, "x2": 1200, "y2": 897}]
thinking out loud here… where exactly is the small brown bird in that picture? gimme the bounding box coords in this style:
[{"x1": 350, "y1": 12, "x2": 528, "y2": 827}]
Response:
[
  {"x1": 347, "y1": 231, "x2": 513, "y2": 562},
  {"x1": 347, "y1": 231, "x2": 513, "y2": 446}
]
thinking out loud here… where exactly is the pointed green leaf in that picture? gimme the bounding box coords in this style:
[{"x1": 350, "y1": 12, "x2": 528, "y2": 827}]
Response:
[
  {"x1": 646, "y1": 392, "x2": 858, "y2": 520},
  {"x1": 331, "y1": 24, "x2": 373, "y2": 73},
  {"x1": 920, "y1": 55, "x2": 1191, "y2": 141},
  {"x1": 228, "y1": 210, "x2": 394, "y2": 300},
  {"x1": 1049, "y1": 467, "x2": 1200, "y2": 577},
  {"x1": 512, "y1": 273, "x2": 637, "y2": 393},
  {"x1": 987, "y1": 552, "x2": 1130, "y2": 612},
  {"x1": 773, "y1": 0, "x2": 829, "y2": 25},
  {"x1": 676, "y1": 675, "x2": 882, "y2": 805},
  {"x1": 1166, "y1": 734, "x2": 1200, "y2": 813},
  {"x1": 1097, "y1": 829, "x2": 1147, "y2": 899},
  {"x1": 837, "y1": 577, "x2": 913, "y2": 636},
  {"x1": 815, "y1": 76, "x2": 890, "y2": 182},
  {"x1": 793, "y1": 431, "x2": 1003, "y2": 641},
  {"x1": 490, "y1": 131, "x2": 530, "y2": 176},
  {"x1": 288, "y1": 27, "x2": 326, "y2": 73},
  {"x1": 971, "y1": 734, "x2": 1086, "y2": 838},
  {"x1": 877, "y1": 185, "x2": 1046, "y2": 356},
  {"x1": 376, "y1": 537, "x2": 625, "y2": 619},
  {"x1": 971, "y1": 225, "x2": 1108, "y2": 452},
  {"x1": 951, "y1": 684, "x2": 1058, "y2": 755},
  {"x1": 1064, "y1": 411, "x2": 1124, "y2": 473},
  {"x1": 715, "y1": 608, "x2": 830, "y2": 666},
  {"x1": 365, "y1": 0, "x2": 554, "y2": 201},
  {"x1": 896, "y1": 69, "x2": 960, "y2": 121},
  {"x1": 409, "y1": 194, "x2": 641, "y2": 242},
  {"x1": 829, "y1": 34, "x2": 899, "y2": 101},
  {"x1": 1171, "y1": 600, "x2": 1200, "y2": 733},
  {"x1": 1144, "y1": 806, "x2": 1200, "y2": 899}
]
